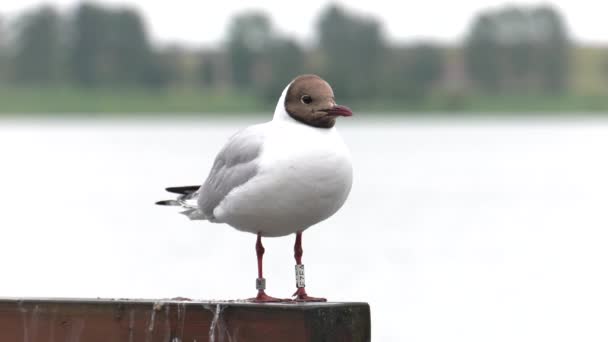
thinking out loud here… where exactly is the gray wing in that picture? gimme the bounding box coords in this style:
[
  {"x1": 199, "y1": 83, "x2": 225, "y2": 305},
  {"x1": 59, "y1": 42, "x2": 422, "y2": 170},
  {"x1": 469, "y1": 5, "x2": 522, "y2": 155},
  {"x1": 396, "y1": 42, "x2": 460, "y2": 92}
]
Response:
[{"x1": 198, "y1": 126, "x2": 264, "y2": 219}]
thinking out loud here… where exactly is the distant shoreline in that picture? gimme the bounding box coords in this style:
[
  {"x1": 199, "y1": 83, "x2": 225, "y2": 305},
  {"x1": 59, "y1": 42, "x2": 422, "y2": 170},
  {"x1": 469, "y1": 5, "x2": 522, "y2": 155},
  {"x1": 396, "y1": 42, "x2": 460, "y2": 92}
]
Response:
[{"x1": 1, "y1": 87, "x2": 608, "y2": 114}]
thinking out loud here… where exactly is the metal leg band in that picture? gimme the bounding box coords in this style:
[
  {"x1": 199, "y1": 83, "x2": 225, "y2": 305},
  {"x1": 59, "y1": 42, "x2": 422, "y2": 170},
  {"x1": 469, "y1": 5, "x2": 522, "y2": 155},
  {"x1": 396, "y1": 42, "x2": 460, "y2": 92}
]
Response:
[
  {"x1": 295, "y1": 264, "x2": 305, "y2": 288},
  {"x1": 256, "y1": 277, "x2": 266, "y2": 290}
]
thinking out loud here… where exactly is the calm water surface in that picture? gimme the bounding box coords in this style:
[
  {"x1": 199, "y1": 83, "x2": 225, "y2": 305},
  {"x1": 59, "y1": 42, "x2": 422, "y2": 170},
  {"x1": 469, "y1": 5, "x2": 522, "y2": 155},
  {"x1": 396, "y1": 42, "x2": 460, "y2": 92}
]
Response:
[{"x1": 1, "y1": 115, "x2": 608, "y2": 342}]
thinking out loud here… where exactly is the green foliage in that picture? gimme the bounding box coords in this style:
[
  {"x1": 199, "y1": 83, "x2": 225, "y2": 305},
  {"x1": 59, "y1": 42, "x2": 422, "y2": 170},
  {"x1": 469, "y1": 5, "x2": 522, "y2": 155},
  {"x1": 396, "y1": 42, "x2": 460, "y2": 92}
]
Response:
[
  {"x1": 227, "y1": 12, "x2": 274, "y2": 88},
  {"x1": 12, "y1": 6, "x2": 63, "y2": 83},
  {"x1": 2, "y1": 87, "x2": 608, "y2": 114},
  {"x1": 199, "y1": 59, "x2": 215, "y2": 87},
  {"x1": 0, "y1": 17, "x2": 9, "y2": 82},
  {"x1": 465, "y1": 14, "x2": 500, "y2": 91},
  {"x1": 534, "y1": 7, "x2": 570, "y2": 93},
  {"x1": 0, "y1": 3, "x2": 605, "y2": 114},
  {"x1": 225, "y1": 11, "x2": 304, "y2": 102},
  {"x1": 257, "y1": 38, "x2": 305, "y2": 102},
  {"x1": 465, "y1": 5, "x2": 570, "y2": 94},
  {"x1": 0, "y1": 87, "x2": 264, "y2": 113},
  {"x1": 317, "y1": 5, "x2": 384, "y2": 99},
  {"x1": 70, "y1": 3, "x2": 164, "y2": 88},
  {"x1": 383, "y1": 44, "x2": 443, "y2": 101},
  {"x1": 70, "y1": 3, "x2": 105, "y2": 85}
]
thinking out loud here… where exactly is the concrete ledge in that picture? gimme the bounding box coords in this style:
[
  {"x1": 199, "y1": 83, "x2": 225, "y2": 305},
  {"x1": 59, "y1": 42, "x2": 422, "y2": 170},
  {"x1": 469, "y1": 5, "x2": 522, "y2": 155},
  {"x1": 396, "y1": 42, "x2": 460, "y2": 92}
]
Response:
[{"x1": 0, "y1": 297, "x2": 370, "y2": 341}]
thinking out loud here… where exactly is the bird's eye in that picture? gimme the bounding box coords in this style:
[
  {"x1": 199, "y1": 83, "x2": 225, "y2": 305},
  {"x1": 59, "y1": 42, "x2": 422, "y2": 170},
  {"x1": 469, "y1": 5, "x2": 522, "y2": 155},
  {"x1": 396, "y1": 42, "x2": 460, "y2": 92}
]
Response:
[{"x1": 300, "y1": 95, "x2": 312, "y2": 104}]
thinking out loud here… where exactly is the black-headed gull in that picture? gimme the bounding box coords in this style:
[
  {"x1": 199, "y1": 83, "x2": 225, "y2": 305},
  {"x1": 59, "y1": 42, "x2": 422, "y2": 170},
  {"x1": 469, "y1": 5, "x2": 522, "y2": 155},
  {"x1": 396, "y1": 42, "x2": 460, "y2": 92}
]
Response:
[{"x1": 157, "y1": 74, "x2": 353, "y2": 302}]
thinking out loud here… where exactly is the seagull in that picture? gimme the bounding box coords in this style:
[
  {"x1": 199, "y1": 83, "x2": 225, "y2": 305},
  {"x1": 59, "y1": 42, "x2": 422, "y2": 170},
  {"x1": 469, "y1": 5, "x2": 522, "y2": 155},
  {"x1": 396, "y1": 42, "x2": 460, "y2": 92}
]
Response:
[{"x1": 157, "y1": 74, "x2": 353, "y2": 302}]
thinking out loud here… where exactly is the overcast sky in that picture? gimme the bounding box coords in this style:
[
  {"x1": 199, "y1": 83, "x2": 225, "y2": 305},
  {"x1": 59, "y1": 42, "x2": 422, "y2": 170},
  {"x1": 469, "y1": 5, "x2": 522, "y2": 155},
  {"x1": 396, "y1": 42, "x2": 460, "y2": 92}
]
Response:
[{"x1": 3, "y1": 0, "x2": 607, "y2": 47}]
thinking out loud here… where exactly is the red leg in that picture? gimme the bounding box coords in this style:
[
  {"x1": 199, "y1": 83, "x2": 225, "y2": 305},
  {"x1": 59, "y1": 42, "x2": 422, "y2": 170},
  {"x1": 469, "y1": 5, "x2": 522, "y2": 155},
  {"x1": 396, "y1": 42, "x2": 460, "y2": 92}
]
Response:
[
  {"x1": 249, "y1": 232, "x2": 284, "y2": 303},
  {"x1": 292, "y1": 232, "x2": 327, "y2": 302}
]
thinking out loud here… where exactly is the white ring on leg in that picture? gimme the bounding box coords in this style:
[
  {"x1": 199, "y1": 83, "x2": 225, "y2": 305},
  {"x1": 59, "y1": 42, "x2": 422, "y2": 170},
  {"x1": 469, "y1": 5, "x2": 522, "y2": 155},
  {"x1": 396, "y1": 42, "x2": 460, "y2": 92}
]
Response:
[
  {"x1": 256, "y1": 277, "x2": 266, "y2": 290},
  {"x1": 295, "y1": 264, "x2": 305, "y2": 288}
]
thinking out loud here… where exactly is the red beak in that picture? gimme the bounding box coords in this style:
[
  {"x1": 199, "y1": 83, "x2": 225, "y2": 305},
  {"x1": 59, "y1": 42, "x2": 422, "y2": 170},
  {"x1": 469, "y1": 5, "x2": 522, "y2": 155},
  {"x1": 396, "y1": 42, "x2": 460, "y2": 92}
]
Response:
[{"x1": 327, "y1": 105, "x2": 353, "y2": 117}]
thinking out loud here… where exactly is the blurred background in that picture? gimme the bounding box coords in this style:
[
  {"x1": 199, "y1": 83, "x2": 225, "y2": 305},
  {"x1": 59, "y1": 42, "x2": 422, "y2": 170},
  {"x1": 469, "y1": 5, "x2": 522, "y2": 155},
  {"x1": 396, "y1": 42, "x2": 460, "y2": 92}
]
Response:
[
  {"x1": 0, "y1": 0, "x2": 607, "y2": 112},
  {"x1": 2, "y1": 1, "x2": 608, "y2": 342}
]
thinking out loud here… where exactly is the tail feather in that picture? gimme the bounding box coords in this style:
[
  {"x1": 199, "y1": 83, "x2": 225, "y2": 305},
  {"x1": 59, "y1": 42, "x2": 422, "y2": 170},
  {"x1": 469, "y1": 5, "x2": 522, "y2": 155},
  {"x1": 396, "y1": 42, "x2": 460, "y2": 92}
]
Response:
[
  {"x1": 155, "y1": 200, "x2": 181, "y2": 206},
  {"x1": 180, "y1": 208, "x2": 206, "y2": 220},
  {"x1": 157, "y1": 184, "x2": 207, "y2": 220},
  {"x1": 165, "y1": 186, "x2": 200, "y2": 195}
]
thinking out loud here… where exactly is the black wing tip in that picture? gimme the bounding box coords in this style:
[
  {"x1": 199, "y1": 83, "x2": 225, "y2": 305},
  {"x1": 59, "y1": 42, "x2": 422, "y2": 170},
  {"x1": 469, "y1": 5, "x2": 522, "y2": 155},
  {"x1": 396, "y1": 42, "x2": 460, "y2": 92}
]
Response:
[
  {"x1": 156, "y1": 200, "x2": 180, "y2": 206},
  {"x1": 165, "y1": 185, "x2": 200, "y2": 195}
]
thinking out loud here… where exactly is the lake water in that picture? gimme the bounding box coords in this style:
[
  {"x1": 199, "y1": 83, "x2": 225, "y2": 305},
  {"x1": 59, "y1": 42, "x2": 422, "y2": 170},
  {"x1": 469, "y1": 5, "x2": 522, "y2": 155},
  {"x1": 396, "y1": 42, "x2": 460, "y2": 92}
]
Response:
[{"x1": 1, "y1": 115, "x2": 608, "y2": 341}]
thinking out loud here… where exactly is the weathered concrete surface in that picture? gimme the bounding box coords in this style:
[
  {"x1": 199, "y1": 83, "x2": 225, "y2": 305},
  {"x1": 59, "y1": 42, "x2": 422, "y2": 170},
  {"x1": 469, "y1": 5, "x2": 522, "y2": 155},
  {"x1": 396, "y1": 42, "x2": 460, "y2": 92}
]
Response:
[{"x1": 0, "y1": 297, "x2": 370, "y2": 342}]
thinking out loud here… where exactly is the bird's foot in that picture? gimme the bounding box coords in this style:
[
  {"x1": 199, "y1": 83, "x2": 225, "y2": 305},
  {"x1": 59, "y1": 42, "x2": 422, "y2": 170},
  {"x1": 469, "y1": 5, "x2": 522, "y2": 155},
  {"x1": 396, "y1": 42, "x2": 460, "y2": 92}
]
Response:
[
  {"x1": 292, "y1": 287, "x2": 327, "y2": 302},
  {"x1": 249, "y1": 290, "x2": 289, "y2": 303}
]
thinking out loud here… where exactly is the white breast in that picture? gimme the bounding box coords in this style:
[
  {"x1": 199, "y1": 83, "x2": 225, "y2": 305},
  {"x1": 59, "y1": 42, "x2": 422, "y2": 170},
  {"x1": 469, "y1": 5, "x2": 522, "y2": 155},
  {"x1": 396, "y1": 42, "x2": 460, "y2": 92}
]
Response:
[{"x1": 214, "y1": 120, "x2": 353, "y2": 237}]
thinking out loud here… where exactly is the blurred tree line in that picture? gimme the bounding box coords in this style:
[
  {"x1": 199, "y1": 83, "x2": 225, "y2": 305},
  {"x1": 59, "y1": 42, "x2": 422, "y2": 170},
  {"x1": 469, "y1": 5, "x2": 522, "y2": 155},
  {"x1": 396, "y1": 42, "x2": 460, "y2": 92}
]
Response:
[
  {"x1": 3, "y1": 3, "x2": 169, "y2": 88},
  {"x1": 466, "y1": 6, "x2": 569, "y2": 94},
  {"x1": 0, "y1": 2, "x2": 582, "y2": 106}
]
